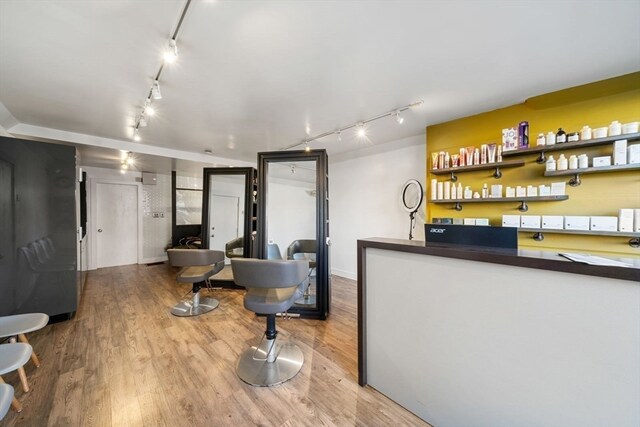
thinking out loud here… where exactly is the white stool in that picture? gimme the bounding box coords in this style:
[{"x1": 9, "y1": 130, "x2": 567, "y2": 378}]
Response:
[
  {"x1": 0, "y1": 343, "x2": 32, "y2": 413},
  {"x1": 0, "y1": 313, "x2": 49, "y2": 392},
  {"x1": 0, "y1": 384, "x2": 14, "y2": 419}
]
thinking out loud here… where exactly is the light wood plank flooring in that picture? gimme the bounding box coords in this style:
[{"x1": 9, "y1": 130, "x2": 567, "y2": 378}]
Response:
[{"x1": 1, "y1": 264, "x2": 430, "y2": 427}]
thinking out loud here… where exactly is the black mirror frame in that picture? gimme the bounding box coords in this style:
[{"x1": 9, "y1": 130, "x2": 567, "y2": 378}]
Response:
[
  {"x1": 257, "y1": 149, "x2": 330, "y2": 320},
  {"x1": 201, "y1": 167, "x2": 257, "y2": 259}
]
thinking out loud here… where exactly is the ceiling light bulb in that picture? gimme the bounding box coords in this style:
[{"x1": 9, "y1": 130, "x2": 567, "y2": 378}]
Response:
[
  {"x1": 395, "y1": 111, "x2": 404, "y2": 124},
  {"x1": 304, "y1": 141, "x2": 311, "y2": 152},
  {"x1": 144, "y1": 99, "x2": 155, "y2": 116},
  {"x1": 126, "y1": 152, "x2": 134, "y2": 165},
  {"x1": 164, "y1": 39, "x2": 178, "y2": 63},
  {"x1": 357, "y1": 123, "x2": 366, "y2": 138},
  {"x1": 121, "y1": 162, "x2": 128, "y2": 170},
  {"x1": 336, "y1": 130, "x2": 342, "y2": 142},
  {"x1": 133, "y1": 129, "x2": 141, "y2": 142},
  {"x1": 152, "y1": 80, "x2": 162, "y2": 100},
  {"x1": 138, "y1": 114, "x2": 148, "y2": 128}
]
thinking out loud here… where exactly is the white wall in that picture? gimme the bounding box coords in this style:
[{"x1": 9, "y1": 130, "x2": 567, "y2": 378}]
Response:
[{"x1": 328, "y1": 134, "x2": 426, "y2": 279}]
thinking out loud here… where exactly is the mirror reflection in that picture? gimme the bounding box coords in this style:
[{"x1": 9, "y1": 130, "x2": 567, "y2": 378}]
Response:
[
  {"x1": 266, "y1": 161, "x2": 317, "y2": 308},
  {"x1": 207, "y1": 174, "x2": 246, "y2": 264}
]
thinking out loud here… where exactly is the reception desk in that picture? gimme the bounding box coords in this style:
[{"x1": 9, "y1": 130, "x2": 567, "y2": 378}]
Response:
[{"x1": 357, "y1": 238, "x2": 639, "y2": 427}]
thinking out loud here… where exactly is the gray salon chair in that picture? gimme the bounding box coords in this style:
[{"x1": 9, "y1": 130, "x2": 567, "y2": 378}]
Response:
[
  {"x1": 267, "y1": 243, "x2": 283, "y2": 260},
  {"x1": 225, "y1": 237, "x2": 244, "y2": 259},
  {"x1": 167, "y1": 249, "x2": 225, "y2": 317},
  {"x1": 231, "y1": 258, "x2": 308, "y2": 386},
  {"x1": 286, "y1": 240, "x2": 316, "y2": 305}
]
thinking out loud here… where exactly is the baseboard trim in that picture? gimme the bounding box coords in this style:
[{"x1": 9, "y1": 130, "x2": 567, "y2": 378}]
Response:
[
  {"x1": 141, "y1": 255, "x2": 168, "y2": 264},
  {"x1": 331, "y1": 268, "x2": 356, "y2": 281}
]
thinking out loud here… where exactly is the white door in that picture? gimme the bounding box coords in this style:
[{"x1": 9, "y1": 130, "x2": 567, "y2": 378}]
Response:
[
  {"x1": 209, "y1": 195, "x2": 240, "y2": 261},
  {"x1": 96, "y1": 182, "x2": 138, "y2": 268}
]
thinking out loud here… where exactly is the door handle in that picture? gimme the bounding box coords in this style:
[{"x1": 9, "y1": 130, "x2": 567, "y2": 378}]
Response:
[{"x1": 97, "y1": 229, "x2": 103, "y2": 233}]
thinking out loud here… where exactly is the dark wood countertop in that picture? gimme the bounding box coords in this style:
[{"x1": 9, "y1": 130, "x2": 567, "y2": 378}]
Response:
[{"x1": 358, "y1": 237, "x2": 640, "y2": 283}]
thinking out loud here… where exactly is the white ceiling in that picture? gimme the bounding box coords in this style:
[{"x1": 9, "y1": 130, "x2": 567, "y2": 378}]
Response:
[{"x1": 1, "y1": 0, "x2": 639, "y2": 173}]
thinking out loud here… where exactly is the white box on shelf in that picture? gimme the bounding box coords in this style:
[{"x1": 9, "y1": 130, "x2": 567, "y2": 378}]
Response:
[
  {"x1": 475, "y1": 218, "x2": 490, "y2": 226},
  {"x1": 452, "y1": 218, "x2": 464, "y2": 225},
  {"x1": 520, "y1": 215, "x2": 541, "y2": 228},
  {"x1": 516, "y1": 186, "x2": 526, "y2": 197},
  {"x1": 564, "y1": 216, "x2": 590, "y2": 231},
  {"x1": 491, "y1": 185, "x2": 502, "y2": 198},
  {"x1": 463, "y1": 218, "x2": 476, "y2": 225},
  {"x1": 526, "y1": 185, "x2": 538, "y2": 197},
  {"x1": 613, "y1": 139, "x2": 627, "y2": 165},
  {"x1": 628, "y1": 144, "x2": 640, "y2": 164},
  {"x1": 590, "y1": 216, "x2": 618, "y2": 231},
  {"x1": 550, "y1": 182, "x2": 566, "y2": 196},
  {"x1": 538, "y1": 185, "x2": 551, "y2": 196},
  {"x1": 502, "y1": 215, "x2": 520, "y2": 227},
  {"x1": 505, "y1": 186, "x2": 516, "y2": 198},
  {"x1": 635, "y1": 209, "x2": 640, "y2": 232},
  {"x1": 592, "y1": 156, "x2": 611, "y2": 167},
  {"x1": 542, "y1": 215, "x2": 564, "y2": 230},
  {"x1": 619, "y1": 209, "x2": 634, "y2": 232}
]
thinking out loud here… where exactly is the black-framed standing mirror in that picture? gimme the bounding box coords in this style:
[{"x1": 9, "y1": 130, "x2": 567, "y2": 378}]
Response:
[
  {"x1": 171, "y1": 171, "x2": 203, "y2": 248},
  {"x1": 257, "y1": 149, "x2": 330, "y2": 320},
  {"x1": 201, "y1": 167, "x2": 257, "y2": 286}
]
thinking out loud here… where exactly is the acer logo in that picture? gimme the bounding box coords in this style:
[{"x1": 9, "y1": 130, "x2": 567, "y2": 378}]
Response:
[{"x1": 429, "y1": 228, "x2": 446, "y2": 233}]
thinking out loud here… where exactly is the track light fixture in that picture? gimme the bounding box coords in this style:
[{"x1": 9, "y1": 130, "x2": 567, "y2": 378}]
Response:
[
  {"x1": 129, "y1": 0, "x2": 192, "y2": 144},
  {"x1": 304, "y1": 141, "x2": 311, "y2": 152},
  {"x1": 126, "y1": 152, "x2": 135, "y2": 165},
  {"x1": 151, "y1": 80, "x2": 162, "y2": 100},
  {"x1": 163, "y1": 39, "x2": 178, "y2": 64},
  {"x1": 281, "y1": 99, "x2": 424, "y2": 151}
]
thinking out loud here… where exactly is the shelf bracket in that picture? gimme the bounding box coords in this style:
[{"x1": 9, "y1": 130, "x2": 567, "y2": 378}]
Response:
[
  {"x1": 568, "y1": 173, "x2": 582, "y2": 187},
  {"x1": 450, "y1": 171, "x2": 458, "y2": 182},
  {"x1": 493, "y1": 167, "x2": 502, "y2": 179},
  {"x1": 630, "y1": 238, "x2": 640, "y2": 249},
  {"x1": 533, "y1": 232, "x2": 544, "y2": 241},
  {"x1": 536, "y1": 151, "x2": 546, "y2": 164},
  {"x1": 518, "y1": 201, "x2": 529, "y2": 212},
  {"x1": 454, "y1": 202, "x2": 463, "y2": 211}
]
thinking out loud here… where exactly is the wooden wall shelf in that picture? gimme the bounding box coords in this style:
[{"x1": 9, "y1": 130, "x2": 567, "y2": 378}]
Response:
[
  {"x1": 544, "y1": 163, "x2": 640, "y2": 186},
  {"x1": 519, "y1": 227, "x2": 640, "y2": 248},
  {"x1": 502, "y1": 132, "x2": 640, "y2": 163},
  {"x1": 429, "y1": 160, "x2": 524, "y2": 180},
  {"x1": 431, "y1": 195, "x2": 568, "y2": 212}
]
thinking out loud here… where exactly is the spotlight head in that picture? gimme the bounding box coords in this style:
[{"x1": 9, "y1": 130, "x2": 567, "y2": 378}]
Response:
[
  {"x1": 144, "y1": 99, "x2": 155, "y2": 116},
  {"x1": 356, "y1": 122, "x2": 366, "y2": 138},
  {"x1": 395, "y1": 111, "x2": 404, "y2": 124},
  {"x1": 304, "y1": 141, "x2": 311, "y2": 152},
  {"x1": 133, "y1": 129, "x2": 141, "y2": 142},
  {"x1": 336, "y1": 130, "x2": 342, "y2": 142},
  {"x1": 138, "y1": 115, "x2": 147, "y2": 128},
  {"x1": 152, "y1": 80, "x2": 162, "y2": 100},
  {"x1": 126, "y1": 152, "x2": 134, "y2": 165},
  {"x1": 164, "y1": 39, "x2": 178, "y2": 64}
]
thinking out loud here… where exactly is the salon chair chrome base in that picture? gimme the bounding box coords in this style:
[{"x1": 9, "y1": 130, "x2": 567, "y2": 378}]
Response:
[
  {"x1": 237, "y1": 339, "x2": 304, "y2": 387},
  {"x1": 294, "y1": 294, "x2": 316, "y2": 306},
  {"x1": 171, "y1": 291, "x2": 219, "y2": 317}
]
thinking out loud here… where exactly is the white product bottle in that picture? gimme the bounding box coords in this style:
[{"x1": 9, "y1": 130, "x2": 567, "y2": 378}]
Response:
[
  {"x1": 464, "y1": 186, "x2": 472, "y2": 199},
  {"x1": 581, "y1": 125, "x2": 592, "y2": 140},
  {"x1": 546, "y1": 131, "x2": 556, "y2": 145},
  {"x1": 557, "y1": 154, "x2": 568, "y2": 171},
  {"x1": 457, "y1": 183, "x2": 463, "y2": 200},
  {"x1": 444, "y1": 181, "x2": 451, "y2": 200},
  {"x1": 569, "y1": 155, "x2": 578, "y2": 170},
  {"x1": 431, "y1": 179, "x2": 438, "y2": 200},
  {"x1": 609, "y1": 120, "x2": 622, "y2": 136},
  {"x1": 546, "y1": 155, "x2": 556, "y2": 172},
  {"x1": 451, "y1": 182, "x2": 457, "y2": 199},
  {"x1": 481, "y1": 183, "x2": 488, "y2": 198},
  {"x1": 536, "y1": 133, "x2": 546, "y2": 146},
  {"x1": 578, "y1": 154, "x2": 589, "y2": 169}
]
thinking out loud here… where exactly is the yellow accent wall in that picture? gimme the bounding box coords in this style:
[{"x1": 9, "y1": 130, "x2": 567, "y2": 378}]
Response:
[{"x1": 426, "y1": 73, "x2": 640, "y2": 257}]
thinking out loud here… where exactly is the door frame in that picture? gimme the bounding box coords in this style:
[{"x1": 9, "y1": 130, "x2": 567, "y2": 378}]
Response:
[{"x1": 89, "y1": 179, "x2": 143, "y2": 270}]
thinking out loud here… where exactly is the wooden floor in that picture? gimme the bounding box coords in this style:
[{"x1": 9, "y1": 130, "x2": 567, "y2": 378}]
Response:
[{"x1": 1, "y1": 264, "x2": 430, "y2": 427}]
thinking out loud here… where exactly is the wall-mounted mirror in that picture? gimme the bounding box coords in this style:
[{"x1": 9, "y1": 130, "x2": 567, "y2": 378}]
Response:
[
  {"x1": 172, "y1": 171, "x2": 203, "y2": 248},
  {"x1": 257, "y1": 150, "x2": 329, "y2": 320},
  {"x1": 201, "y1": 167, "x2": 257, "y2": 286}
]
